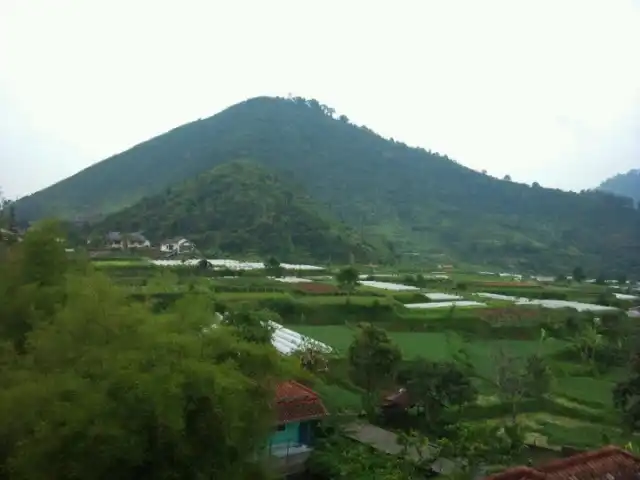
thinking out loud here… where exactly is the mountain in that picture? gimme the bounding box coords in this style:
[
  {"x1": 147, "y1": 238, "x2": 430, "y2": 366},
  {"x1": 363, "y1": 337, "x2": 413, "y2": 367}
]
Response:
[
  {"x1": 14, "y1": 96, "x2": 640, "y2": 274},
  {"x1": 598, "y1": 169, "x2": 640, "y2": 204},
  {"x1": 90, "y1": 160, "x2": 384, "y2": 264}
]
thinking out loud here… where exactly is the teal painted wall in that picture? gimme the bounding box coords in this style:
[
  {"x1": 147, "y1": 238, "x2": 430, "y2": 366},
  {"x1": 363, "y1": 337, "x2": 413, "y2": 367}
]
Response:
[{"x1": 270, "y1": 422, "x2": 300, "y2": 446}]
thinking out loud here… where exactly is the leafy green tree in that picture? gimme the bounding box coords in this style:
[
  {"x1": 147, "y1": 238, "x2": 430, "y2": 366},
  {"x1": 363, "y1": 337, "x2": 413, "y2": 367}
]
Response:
[
  {"x1": 438, "y1": 422, "x2": 526, "y2": 479},
  {"x1": 0, "y1": 248, "x2": 288, "y2": 478},
  {"x1": 574, "y1": 321, "x2": 603, "y2": 372},
  {"x1": 614, "y1": 353, "x2": 640, "y2": 433},
  {"x1": 294, "y1": 337, "x2": 330, "y2": 373},
  {"x1": 263, "y1": 256, "x2": 284, "y2": 278},
  {"x1": 309, "y1": 435, "x2": 414, "y2": 479},
  {"x1": 348, "y1": 323, "x2": 401, "y2": 414},
  {"x1": 400, "y1": 359, "x2": 477, "y2": 428},
  {"x1": 493, "y1": 349, "x2": 528, "y2": 424},
  {"x1": 221, "y1": 305, "x2": 278, "y2": 345},
  {"x1": 572, "y1": 266, "x2": 586, "y2": 283},
  {"x1": 554, "y1": 273, "x2": 567, "y2": 283},
  {"x1": 336, "y1": 266, "x2": 359, "y2": 300},
  {"x1": 0, "y1": 220, "x2": 70, "y2": 353},
  {"x1": 523, "y1": 354, "x2": 552, "y2": 399},
  {"x1": 523, "y1": 328, "x2": 553, "y2": 399}
]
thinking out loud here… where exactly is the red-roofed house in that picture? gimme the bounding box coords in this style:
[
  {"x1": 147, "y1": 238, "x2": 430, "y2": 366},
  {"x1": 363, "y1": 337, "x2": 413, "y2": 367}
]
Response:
[
  {"x1": 485, "y1": 446, "x2": 640, "y2": 480},
  {"x1": 267, "y1": 381, "x2": 328, "y2": 475}
]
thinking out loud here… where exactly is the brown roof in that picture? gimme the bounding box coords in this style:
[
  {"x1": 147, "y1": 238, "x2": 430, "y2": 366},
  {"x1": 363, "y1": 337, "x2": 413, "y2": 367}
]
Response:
[
  {"x1": 486, "y1": 446, "x2": 640, "y2": 480},
  {"x1": 381, "y1": 388, "x2": 412, "y2": 408},
  {"x1": 275, "y1": 381, "x2": 328, "y2": 425}
]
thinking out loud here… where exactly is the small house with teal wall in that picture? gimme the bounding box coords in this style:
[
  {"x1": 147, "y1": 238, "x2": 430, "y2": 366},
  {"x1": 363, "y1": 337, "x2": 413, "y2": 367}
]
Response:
[{"x1": 267, "y1": 381, "x2": 328, "y2": 475}]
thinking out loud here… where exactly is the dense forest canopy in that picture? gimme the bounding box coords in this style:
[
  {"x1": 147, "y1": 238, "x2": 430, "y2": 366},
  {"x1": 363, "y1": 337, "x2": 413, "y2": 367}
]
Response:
[
  {"x1": 92, "y1": 160, "x2": 386, "y2": 263},
  {"x1": 598, "y1": 169, "x2": 640, "y2": 205},
  {"x1": 13, "y1": 96, "x2": 640, "y2": 273},
  {"x1": 0, "y1": 223, "x2": 293, "y2": 479}
]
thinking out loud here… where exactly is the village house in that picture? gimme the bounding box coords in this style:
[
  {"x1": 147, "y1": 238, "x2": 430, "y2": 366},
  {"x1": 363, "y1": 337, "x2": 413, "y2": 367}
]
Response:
[
  {"x1": 106, "y1": 232, "x2": 125, "y2": 249},
  {"x1": 127, "y1": 232, "x2": 151, "y2": 249},
  {"x1": 268, "y1": 380, "x2": 328, "y2": 476},
  {"x1": 105, "y1": 232, "x2": 151, "y2": 249},
  {"x1": 0, "y1": 228, "x2": 23, "y2": 243},
  {"x1": 160, "y1": 237, "x2": 194, "y2": 254},
  {"x1": 486, "y1": 445, "x2": 640, "y2": 480}
]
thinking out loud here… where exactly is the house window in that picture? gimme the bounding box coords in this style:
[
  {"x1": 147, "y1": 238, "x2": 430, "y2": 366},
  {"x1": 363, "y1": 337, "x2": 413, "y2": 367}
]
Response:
[{"x1": 276, "y1": 424, "x2": 285, "y2": 431}]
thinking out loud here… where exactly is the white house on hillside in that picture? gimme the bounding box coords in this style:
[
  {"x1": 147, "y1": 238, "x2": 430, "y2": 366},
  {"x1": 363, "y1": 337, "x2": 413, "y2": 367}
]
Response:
[
  {"x1": 106, "y1": 232, "x2": 125, "y2": 249},
  {"x1": 127, "y1": 232, "x2": 151, "y2": 249},
  {"x1": 160, "y1": 237, "x2": 194, "y2": 254},
  {"x1": 105, "y1": 232, "x2": 150, "y2": 249}
]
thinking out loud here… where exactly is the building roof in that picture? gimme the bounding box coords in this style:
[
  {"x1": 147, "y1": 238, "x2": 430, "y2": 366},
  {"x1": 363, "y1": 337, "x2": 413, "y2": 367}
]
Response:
[
  {"x1": 128, "y1": 232, "x2": 148, "y2": 242},
  {"x1": 161, "y1": 237, "x2": 189, "y2": 244},
  {"x1": 275, "y1": 380, "x2": 328, "y2": 424},
  {"x1": 106, "y1": 231, "x2": 122, "y2": 241},
  {"x1": 381, "y1": 387, "x2": 412, "y2": 408},
  {"x1": 486, "y1": 446, "x2": 640, "y2": 480}
]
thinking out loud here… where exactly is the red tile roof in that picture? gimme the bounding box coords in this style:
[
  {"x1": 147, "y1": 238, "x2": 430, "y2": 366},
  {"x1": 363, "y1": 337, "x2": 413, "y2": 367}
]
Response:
[
  {"x1": 275, "y1": 381, "x2": 328, "y2": 424},
  {"x1": 486, "y1": 446, "x2": 640, "y2": 480}
]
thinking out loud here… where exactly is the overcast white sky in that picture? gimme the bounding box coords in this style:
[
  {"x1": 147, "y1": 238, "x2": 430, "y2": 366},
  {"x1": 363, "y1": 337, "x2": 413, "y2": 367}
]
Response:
[{"x1": 1, "y1": 0, "x2": 639, "y2": 199}]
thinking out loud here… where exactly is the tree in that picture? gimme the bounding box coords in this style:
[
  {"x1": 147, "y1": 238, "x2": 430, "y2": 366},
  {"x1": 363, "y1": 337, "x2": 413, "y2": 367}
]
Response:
[
  {"x1": 572, "y1": 266, "x2": 586, "y2": 283},
  {"x1": 493, "y1": 349, "x2": 528, "y2": 424},
  {"x1": 335, "y1": 266, "x2": 359, "y2": 300},
  {"x1": 0, "y1": 220, "x2": 70, "y2": 353},
  {"x1": 523, "y1": 354, "x2": 552, "y2": 399},
  {"x1": 523, "y1": 328, "x2": 553, "y2": 399},
  {"x1": 221, "y1": 305, "x2": 278, "y2": 345},
  {"x1": 263, "y1": 256, "x2": 284, "y2": 278},
  {"x1": 503, "y1": 174, "x2": 512, "y2": 181},
  {"x1": 614, "y1": 353, "x2": 640, "y2": 433},
  {"x1": 294, "y1": 337, "x2": 330, "y2": 373},
  {"x1": 400, "y1": 359, "x2": 477, "y2": 429},
  {"x1": 0, "y1": 238, "x2": 288, "y2": 478},
  {"x1": 310, "y1": 434, "x2": 414, "y2": 479},
  {"x1": 348, "y1": 323, "x2": 401, "y2": 414},
  {"x1": 437, "y1": 422, "x2": 526, "y2": 479},
  {"x1": 574, "y1": 321, "x2": 603, "y2": 372},
  {"x1": 554, "y1": 273, "x2": 567, "y2": 283}
]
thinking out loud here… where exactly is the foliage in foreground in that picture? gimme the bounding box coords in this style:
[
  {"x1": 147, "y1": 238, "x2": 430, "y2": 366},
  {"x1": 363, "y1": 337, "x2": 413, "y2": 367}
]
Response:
[{"x1": 0, "y1": 223, "x2": 290, "y2": 479}]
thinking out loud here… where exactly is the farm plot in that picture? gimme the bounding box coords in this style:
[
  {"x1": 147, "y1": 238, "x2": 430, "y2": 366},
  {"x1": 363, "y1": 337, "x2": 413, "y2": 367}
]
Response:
[
  {"x1": 474, "y1": 293, "x2": 618, "y2": 312},
  {"x1": 423, "y1": 292, "x2": 463, "y2": 301},
  {"x1": 360, "y1": 281, "x2": 419, "y2": 291},
  {"x1": 286, "y1": 326, "x2": 567, "y2": 373},
  {"x1": 295, "y1": 282, "x2": 339, "y2": 294},
  {"x1": 405, "y1": 301, "x2": 487, "y2": 309}
]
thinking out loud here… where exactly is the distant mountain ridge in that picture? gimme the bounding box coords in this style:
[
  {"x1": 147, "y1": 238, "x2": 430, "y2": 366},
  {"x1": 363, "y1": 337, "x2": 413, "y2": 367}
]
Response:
[
  {"x1": 598, "y1": 169, "x2": 640, "y2": 204},
  {"x1": 14, "y1": 96, "x2": 640, "y2": 274},
  {"x1": 91, "y1": 160, "x2": 385, "y2": 264}
]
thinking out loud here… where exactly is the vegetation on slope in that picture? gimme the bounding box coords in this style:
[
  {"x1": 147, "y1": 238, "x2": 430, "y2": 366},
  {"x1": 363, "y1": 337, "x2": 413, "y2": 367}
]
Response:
[
  {"x1": 0, "y1": 222, "x2": 294, "y2": 479},
  {"x1": 598, "y1": 169, "x2": 640, "y2": 205},
  {"x1": 15, "y1": 96, "x2": 640, "y2": 273},
  {"x1": 92, "y1": 160, "x2": 384, "y2": 264}
]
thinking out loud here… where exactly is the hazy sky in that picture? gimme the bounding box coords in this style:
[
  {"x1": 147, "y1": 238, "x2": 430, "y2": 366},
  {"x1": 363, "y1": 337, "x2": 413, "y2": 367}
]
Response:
[{"x1": 1, "y1": 0, "x2": 639, "y2": 199}]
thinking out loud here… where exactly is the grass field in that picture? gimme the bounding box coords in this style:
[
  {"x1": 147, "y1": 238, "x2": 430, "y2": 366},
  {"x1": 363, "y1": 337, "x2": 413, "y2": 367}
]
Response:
[
  {"x1": 99, "y1": 259, "x2": 636, "y2": 450},
  {"x1": 288, "y1": 325, "x2": 567, "y2": 370},
  {"x1": 92, "y1": 259, "x2": 152, "y2": 267}
]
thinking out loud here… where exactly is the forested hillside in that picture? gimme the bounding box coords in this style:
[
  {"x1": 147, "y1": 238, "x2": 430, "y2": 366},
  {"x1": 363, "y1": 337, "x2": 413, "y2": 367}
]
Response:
[
  {"x1": 92, "y1": 160, "x2": 385, "y2": 264},
  {"x1": 14, "y1": 96, "x2": 640, "y2": 273},
  {"x1": 598, "y1": 169, "x2": 640, "y2": 205}
]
